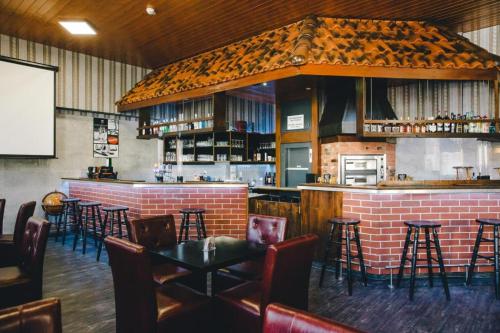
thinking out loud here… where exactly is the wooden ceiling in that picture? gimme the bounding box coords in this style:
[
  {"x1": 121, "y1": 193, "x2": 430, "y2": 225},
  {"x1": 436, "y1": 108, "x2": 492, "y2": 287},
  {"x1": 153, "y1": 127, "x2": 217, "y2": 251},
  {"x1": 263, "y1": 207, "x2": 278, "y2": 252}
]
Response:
[{"x1": 1, "y1": 0, "x2": 499, "y2": 68}]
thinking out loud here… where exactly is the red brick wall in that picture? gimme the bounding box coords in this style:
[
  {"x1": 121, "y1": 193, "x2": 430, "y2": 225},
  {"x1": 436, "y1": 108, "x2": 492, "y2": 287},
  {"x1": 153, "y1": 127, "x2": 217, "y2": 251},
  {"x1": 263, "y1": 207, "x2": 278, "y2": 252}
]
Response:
[
  {"x1": 342, "y1": 191, "x2": 499, "y2": 275},
  {"x1": 321, "y1": 141, "x2": 396, "y2": 178},
  {"x1": 68, "y1": 181, "x2": 248, "y2": 240}
]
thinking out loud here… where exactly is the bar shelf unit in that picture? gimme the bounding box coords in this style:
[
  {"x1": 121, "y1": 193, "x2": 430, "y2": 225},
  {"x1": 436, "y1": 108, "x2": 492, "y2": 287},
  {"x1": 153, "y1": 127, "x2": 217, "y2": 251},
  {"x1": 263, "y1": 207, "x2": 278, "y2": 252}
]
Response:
[
  {"x1": 163, "y1": 131, "x2": 276, "y2": 165},
  {"x1": 359, "y1": 77, "x2": 500, "y2": 139}
]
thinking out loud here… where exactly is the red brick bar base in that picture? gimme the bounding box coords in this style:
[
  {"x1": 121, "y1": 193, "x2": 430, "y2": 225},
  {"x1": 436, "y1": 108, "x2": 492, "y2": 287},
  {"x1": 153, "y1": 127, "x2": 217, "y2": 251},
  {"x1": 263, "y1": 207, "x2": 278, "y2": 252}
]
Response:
[
  {"x1": 63, "y1": 179, "x2": 248, "y2": 240},
  {"x1": 342, "y1": 191, "x2": 500, "y2": 275}
]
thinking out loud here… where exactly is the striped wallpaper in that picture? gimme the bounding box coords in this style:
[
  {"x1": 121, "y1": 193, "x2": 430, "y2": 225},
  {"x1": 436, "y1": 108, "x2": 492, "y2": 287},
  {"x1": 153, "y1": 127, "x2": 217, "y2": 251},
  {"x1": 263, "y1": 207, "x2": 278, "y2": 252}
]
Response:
[
  {"x1": 0, "y1": 34, "x2": 150, "y2": 114},
  {"x1": 386, "y1": 25, "x2": 500, "y2": 120}
]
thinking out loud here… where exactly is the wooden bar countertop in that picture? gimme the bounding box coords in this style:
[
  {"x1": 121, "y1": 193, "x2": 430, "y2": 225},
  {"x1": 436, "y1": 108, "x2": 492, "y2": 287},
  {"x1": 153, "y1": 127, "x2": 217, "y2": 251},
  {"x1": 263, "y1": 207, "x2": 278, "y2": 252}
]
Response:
[
  {"x1": 297, "y1": 180, "x2": 500, "y2": 194},
  {"x1": 61, "y1": 177, "x2": 248, "y2": 188}
]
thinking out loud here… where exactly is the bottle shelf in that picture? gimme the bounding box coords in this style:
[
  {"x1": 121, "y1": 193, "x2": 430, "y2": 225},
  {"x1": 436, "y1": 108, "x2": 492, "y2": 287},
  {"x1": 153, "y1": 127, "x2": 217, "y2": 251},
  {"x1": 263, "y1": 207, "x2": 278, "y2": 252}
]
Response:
[
  {"x1": 138, "y1": 116, "x2": 213, "y2": 130},
  {"x1": 364, "y1": 119, "x2": 497, "y2": 124},
  {"x1": 363, "y1": 132, "x2": 500, "y2": 139}
]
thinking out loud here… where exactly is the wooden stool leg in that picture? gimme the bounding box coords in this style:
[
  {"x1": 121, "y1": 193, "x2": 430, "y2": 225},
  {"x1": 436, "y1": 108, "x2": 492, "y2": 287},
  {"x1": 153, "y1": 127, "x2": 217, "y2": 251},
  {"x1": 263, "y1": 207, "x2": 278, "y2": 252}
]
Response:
[
  {"x1": 409, "y1": 227, "x2": 420, "y2": 301},
  {"x1": 117, "y1": 211, "x2": 123, "y2": 238},
  {"x1": 334, "y1": 224, "x2": 343, "y2": 280},
  {"x1": 195, "y1": 213, "x2": 202, "y2": 240},
  {"x1": 353, "y1": 224, "x2": 367, "y2": 286},
  {"x1": 109, "y1": 211, "x2": 115, "y2": 237},
  {"x1": 72, "y1": 206, "x2": 82, "y2": 252},
  {"x1": 433, "y1": 228, "x2": 450, "y2": 301},
  {"x1": 424, "y1": 228, "x2": 434, "y2": 288},
  {"x1": 55, "y1": 208, "x2": 63, "y2": 242},
  {"x1": 61, "y1": 206, "x2": 68, "y2": 245},
  {"x1": 467, "y1": 223, "x2": 484, "y2": 286},
  {"x1": 345, "y1": 225, "x2": 353, "y2": 296},
  {"x1": 97, "y1": 211, "x2": 108, "y2": 262},
  {"x1": 396, "y1": 226, "x2": 412, "y2": 288},
  {"x1": 319, "y1": 223, "x2": 336, "y2": 287},
  {"x1": 91, "y1": 207, "x2": 98, "y2": 247},
  {"x1": 123, "y1": 211, "x2": 131, "y2": 240},
  {"x1": 199, "y1": 213, "x2": 207, "y2": 238},
  {"x1": 184, "y1": 213, "x2": 190, "y2": 241},
  {"x1": 82, "y1": 207, "x2": 89, "y2": 255},
  {"x1": 494, "y1": 225, "x2": 500, "y2": 299},
  {"x1": 178, "y1": 213, "x2": 186, "y2": 243}
]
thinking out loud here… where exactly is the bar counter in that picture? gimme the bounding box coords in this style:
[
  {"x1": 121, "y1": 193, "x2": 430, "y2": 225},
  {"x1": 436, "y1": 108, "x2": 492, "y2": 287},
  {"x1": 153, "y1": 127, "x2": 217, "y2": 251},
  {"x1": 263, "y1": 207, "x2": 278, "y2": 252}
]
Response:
[
  {"x1": 61, "y1": 178, "x2": 248, "y2": 239},
  {"x1": 298, "y1": 182, "x2": 500, "y2": 276}
]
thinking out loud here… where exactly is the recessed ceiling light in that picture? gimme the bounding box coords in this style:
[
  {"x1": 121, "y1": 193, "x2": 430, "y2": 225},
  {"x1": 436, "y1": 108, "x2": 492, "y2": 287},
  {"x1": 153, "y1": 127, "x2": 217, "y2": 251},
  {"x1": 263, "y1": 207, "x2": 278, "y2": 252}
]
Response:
[
  {"x1": 58, "y1": 21, "x2": 96, "y2": 35},
  {"x1": 305, "y1": 87, "x2": 311, "y2": 91},
  {"x1": 261, "y1": 82, "x2": 268, "y2": 87}
]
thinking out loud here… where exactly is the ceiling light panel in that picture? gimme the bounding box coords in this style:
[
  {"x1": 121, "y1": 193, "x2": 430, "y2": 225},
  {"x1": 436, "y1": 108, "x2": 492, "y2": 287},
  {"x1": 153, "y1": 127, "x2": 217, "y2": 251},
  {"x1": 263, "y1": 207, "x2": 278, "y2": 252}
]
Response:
[{"x1": 59, "y1": 21, "x2": 96, "y2": 35}]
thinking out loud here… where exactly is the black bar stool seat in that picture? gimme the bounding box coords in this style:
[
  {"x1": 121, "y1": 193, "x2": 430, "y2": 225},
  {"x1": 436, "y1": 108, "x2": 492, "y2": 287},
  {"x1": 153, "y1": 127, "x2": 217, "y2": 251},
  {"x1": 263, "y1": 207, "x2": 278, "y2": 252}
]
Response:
[
  {"x1": 467, "y1": 218, "x2": 500, "y2": 299},
  {"x1": 97, "y1": 206, "x2": 130, "y2": 261},
  {"x1": 79, "y1": 201, "x2": 102, "y2": 207},
  {"x1": 397, "y1": 220, "x2": 450, "y2": 301},
  {"x1": 405, "y1": 220, "x2": 441, "y2": 227},
  {"x1": 61, "y1": 198, "x2": 80, "y2": 203},
  {"x1": 74, "y1": 201, "x2": 102, "y2": 255},
  {"x1": 57, "y1": 198, "x2": 80, "y2": 245},
  {"x1": 103, "y1": 205, "x2": 129, "y2": 212},
  {"x1": 319, "y1": 217, "x2": 367, "y2": 295},
  {"x1": 178, "y1": 208, "x2": 207, "y2": 243},
  {"x1": 475, "y1": 218, "x2": 500, "y2": 226}
]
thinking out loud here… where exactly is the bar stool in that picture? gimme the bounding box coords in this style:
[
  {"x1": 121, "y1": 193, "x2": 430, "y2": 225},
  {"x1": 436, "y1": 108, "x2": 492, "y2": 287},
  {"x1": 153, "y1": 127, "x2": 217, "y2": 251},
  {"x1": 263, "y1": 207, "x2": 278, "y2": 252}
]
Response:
[
  {"x1": 178, "y1": 208, "x2": 207, "y2": 243},
  {"x1": 466, "y1": 218, "x2": 500, "y2": 299},
  {"x1": 396, "y1": 220, "x2": 450, "y2": 301},
  {"x1": 96, "y1": 206, "x2": 130, "y2": 261},
  {"x1": 74, "y1": 202, "x2": 102, "y2": 255},
  {"x1": 319, "y1": 217, "x2": 367, "y2": 296},
  {"x1": 58, "y1": 198, "x2": 80, "y2": 245}
]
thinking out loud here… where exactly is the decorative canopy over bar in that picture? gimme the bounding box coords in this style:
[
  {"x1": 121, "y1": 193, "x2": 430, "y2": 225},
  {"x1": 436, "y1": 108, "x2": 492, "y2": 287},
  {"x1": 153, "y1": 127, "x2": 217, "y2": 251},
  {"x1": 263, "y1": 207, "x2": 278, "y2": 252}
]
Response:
[{"x1": 117, "y1": 16, "x2": 499, "y2": 111}]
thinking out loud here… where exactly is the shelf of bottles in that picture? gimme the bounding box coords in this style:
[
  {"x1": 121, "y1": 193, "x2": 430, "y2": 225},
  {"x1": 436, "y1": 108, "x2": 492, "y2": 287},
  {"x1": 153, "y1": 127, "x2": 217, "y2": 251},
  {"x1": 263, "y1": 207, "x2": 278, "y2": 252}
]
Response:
[
  {"x1": 362, "y1": 78, "x2": 499, "y2": 138},
  {"x1": 138, "y1": 96, "x2": 214, "y2": 138}
]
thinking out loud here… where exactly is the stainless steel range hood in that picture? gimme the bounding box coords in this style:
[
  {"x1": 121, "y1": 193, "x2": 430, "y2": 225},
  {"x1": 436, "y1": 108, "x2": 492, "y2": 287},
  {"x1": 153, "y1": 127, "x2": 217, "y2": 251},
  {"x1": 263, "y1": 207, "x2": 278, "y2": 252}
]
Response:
[{"x1": 318, "y1": 77, "x2": 397, "y2": 137}]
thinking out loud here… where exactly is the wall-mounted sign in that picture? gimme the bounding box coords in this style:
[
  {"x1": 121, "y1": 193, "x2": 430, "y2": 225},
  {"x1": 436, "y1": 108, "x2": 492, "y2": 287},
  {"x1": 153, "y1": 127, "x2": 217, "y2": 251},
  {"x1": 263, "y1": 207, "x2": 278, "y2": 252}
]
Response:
[
  {"x1": 93, "y1": 118, "x2": 119, "y2": 158},
  {"x1": 287, "y1": 114, "x2": 304, "y2": 130}
]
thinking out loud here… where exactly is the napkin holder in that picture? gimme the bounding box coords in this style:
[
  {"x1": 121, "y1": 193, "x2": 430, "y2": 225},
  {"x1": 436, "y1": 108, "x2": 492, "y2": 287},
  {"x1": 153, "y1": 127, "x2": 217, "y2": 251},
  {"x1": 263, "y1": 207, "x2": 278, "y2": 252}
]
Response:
[{"x1": 202, "y1": 236, "x2": 216, "y2": 252}]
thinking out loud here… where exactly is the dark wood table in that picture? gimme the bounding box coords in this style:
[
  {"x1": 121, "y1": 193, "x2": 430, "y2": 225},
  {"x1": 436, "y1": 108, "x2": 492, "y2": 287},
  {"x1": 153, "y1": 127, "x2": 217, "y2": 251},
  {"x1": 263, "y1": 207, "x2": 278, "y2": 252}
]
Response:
[{"x1": 151, "y1": 236, "x2": 267, "y2": 295}]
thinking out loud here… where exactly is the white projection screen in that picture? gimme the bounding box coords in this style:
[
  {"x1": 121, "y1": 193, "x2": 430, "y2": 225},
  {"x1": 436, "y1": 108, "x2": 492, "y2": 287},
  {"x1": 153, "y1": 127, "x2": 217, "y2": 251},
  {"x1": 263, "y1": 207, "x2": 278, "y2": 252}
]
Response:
[{"x1": 0, "y1": 57, "x2": 56, "y2": 157}]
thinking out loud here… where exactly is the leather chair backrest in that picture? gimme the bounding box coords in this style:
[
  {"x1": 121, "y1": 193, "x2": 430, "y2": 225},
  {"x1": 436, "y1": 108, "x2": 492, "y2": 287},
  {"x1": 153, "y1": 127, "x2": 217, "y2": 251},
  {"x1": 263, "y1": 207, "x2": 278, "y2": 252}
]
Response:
[
  {"x1": 13, "y1": 201, "x2": 36, "y2": 253},
  {"x1": 260, "y1": 234, "x2": 318, "y2": 313},
  {"x1": 19, "y1": 217, "x2": 50, "y2": 299},
  {"x1": 129, "y1": 215, "x2": 177, "y2": 251},
  {"x1": 247, "y1": 214, "x2": 288, "y2": 245},
  {"x1": 105, "y1": 236, "x2": 157, "y2": 333},
  {"x1": 0, "y1": 199, "x2": 5, "y2": 235},
  {"x1": 263, "y1": 303, "x2": 364, "y2": 333},
  {"x1": 0, "y1": 298, "x2": 62, "y2": 333}
]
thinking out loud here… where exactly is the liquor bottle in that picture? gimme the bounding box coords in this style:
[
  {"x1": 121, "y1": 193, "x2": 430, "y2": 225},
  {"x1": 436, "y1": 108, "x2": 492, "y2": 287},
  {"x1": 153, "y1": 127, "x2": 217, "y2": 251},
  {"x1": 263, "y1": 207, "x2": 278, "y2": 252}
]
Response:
[
  {"x1": 489, "y1": 121, "x2": 496, "y2": 134},
  {"x1": 443, "y1": 112, "x2": 451, "y2": 133},
  {"x1": 456, "y1": 114, "x2": 463, "y2": 133},
  {"x1": 428, "y1": 117, "x2": 437, "y2": 133},
  {"x1": 450, "y1": 113, "x2": 456, "y2": 133},
  {"x1": 272, "y1": 173, "x2": 276, "y2": 185},
  {"x1": 264, "y1": 172, "x2": 268, "y2": 185},
  {"x1": 267, "y1": 172, "x2": 272, "y2": 185},
  {"x1": 436, "y1": 112, "x2": 443, "y2": 132},
  {"x1": 413, "y1": 117, "x2": 420, "y2": 133}
]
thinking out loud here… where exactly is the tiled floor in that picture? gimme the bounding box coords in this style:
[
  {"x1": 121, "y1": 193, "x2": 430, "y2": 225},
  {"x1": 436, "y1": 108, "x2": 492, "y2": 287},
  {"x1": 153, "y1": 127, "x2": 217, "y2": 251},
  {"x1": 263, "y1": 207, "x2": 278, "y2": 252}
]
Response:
[{"x1": 43, "y1": 236, "x2": 500, "y2": 332}]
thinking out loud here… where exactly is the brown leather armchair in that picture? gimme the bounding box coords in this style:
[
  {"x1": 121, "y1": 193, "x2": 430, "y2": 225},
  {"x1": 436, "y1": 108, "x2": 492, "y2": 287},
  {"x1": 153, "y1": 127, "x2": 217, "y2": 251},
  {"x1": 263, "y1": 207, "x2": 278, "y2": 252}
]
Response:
[
  {"x1": 221, "y1": 214, "x2": 288, "y2": 281},
  {"x1": 0, "y1": 201, "x2": 37, "y2": 267},
  {"x1": 0, "y1": 298, "x2": 62, "y2": 333},
  {"x1": 0, "y1": 198, "x2": 5, "y2": 235},
  {"x1": 105, "y1": 236, "x2": 211, "y2": 333},
  {"x1": 215, "y1": 234, "x2": 318, "y2": 333},
  {"x1": 0, "y1": 217, "x2": 50, "y2": 309},
  {"x1": 129, "y1": 215, "x2": 190, "y2": 285},
  {"x1": 263, "y1": 303, "x2": 364, "y2": 333}
]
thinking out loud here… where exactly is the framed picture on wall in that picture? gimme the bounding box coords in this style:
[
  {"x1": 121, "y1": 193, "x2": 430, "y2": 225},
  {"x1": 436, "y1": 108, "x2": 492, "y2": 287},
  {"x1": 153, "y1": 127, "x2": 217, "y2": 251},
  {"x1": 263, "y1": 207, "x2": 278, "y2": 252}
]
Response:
[{"x1": 93, "y1": 118, "x2": 119, "y2": 157}]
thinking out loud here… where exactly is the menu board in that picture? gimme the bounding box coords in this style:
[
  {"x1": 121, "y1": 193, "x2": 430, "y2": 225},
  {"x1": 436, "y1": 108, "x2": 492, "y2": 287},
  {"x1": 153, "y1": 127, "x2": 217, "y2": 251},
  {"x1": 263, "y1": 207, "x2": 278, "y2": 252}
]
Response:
[{"x1": 93, "y1": 118, "x2": 119, "y2": 158}]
